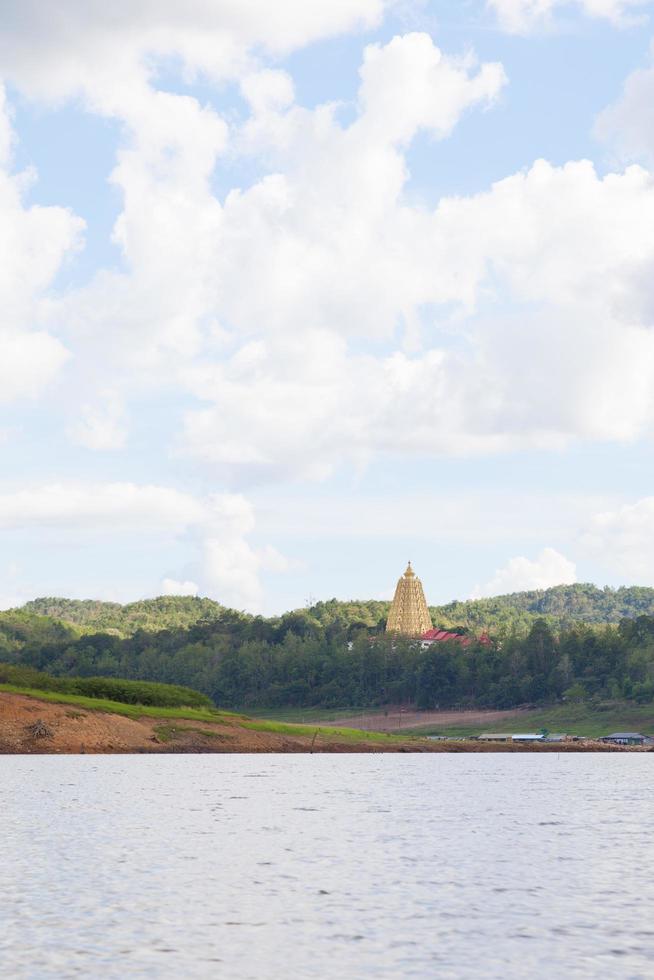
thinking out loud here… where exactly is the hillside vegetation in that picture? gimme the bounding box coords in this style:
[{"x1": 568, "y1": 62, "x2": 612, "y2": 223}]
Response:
[
  {"x1": 20, "y1": 596, "x2": 225, "y2": 636},
  {"x1": 300, "y1": 584, "x2": 654, "y2": 632},
  {"x1": 431, "y1": 584, "x2": 654, "y2": 630},
  {"x1": 1, "y1": 585, "x2": 654, "y2": 712},
  {"x1": 14, "y1": 584, "x2": 654, "y2": 640},
  {"x1": 0, "y1": 664, "x2": 212, "y2": 708},
  {"x1": 0, "y1": 672, "x2": 427, "y2": 753}
]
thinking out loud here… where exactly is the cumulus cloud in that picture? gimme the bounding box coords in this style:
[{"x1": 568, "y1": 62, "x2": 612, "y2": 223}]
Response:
[
  {"x1": 0, "y1": 483, "x2": 284, "y2": 610},
  {"x1": 357, "y1": 33, "x2": 506, "y2": 145},
  {"x1": 581, "y1": 496, "x2": 654, "y2": 580},
  {"x1": 161, "y1": 578, "x2": 199, "y2": 597},
  {"x1": 0, "y1": 562, "x2": 32, "y2": 611},
  {"x1": 0, "y1": 331, "x2": 70, "y2": 404},
  {"x1": 180, "y1": 156, "x2": 654, "y2": 482},
  {"x1": 488, "y1": 0, "x2": 651, "y2": 33},
  {"x1": 471, "y1": 547, "x2": 577, "y2": 598},
  {"x1": 2, "y1": 7, "x2": 654, "y2": 501},
  {"x1": 0, "y1": 85, "x2": 83, "y2": 402},
  {"x1": 36, "y1": 30, "x2": 506, "y2": 466},
  {"x1": 0, "y1": 483, "x2": 203, "y2": 531},
  {"x1": 596, "y1": 53, "x2": 654, "y2": 164},
  {"x1": 0, "y1": 0, "x2": 388, "y2": 108},
  {"x1": 67, "y1": 392, "x2": 128, "y2": 450}
]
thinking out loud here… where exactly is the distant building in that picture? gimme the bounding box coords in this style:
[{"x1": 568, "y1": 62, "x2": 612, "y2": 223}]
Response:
[
  {"x1": 385, "y1": 562, "x2": 491, "y2": 646},
  {"x1": 478, "y1": 732, "x2": 547, "y2": 743},
  {"x1": 386, "y1": 562, "x2": 432, "y2": 637},
  {"x1": 600, "y1": 732, "x2": 649, "y2": 746}
]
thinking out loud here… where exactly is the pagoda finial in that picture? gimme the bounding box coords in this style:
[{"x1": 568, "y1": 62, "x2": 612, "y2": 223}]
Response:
[{"x1": 405, "y1": 561, "x2": 414, "y2": 577}]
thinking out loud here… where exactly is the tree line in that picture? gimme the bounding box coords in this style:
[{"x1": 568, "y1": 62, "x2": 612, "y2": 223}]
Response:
[{"x1": 2, "y1": 605, "x2": 654, "y2": 710}]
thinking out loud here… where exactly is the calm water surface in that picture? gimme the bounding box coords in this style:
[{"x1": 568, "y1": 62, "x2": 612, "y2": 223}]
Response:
[{"x1": 1, "y1": 754, "x2": 653, "y2": 978}]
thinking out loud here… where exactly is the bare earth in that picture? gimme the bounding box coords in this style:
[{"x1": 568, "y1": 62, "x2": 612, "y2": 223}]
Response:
[
  {"x1": 0, "y1": 692, "x2": 643, "y2": 753},
  {"x1": 321, "y1": 706, "x2": 533, "y2": 732}
]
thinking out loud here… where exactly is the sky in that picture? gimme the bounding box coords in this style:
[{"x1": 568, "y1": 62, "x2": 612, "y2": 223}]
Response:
[{"x1": 2, "y1": 0, "x2": 654, "y2": 614}]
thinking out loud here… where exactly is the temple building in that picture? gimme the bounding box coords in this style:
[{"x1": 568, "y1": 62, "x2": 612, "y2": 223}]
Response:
[{"x1": 386, "y1": 562, "x2": 433, "y2": 636}]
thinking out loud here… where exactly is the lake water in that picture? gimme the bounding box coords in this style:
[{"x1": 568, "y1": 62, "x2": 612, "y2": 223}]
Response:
[{"x1": 1, "y1": 754, "x2": 653, "y2": 979}]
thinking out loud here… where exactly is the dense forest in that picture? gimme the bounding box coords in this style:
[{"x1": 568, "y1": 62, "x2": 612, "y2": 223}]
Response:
[
  {"x1": 2, "y1": 587, "x2": 654, "y2": 710},
  {"x1": 20, "y1": 583, "x2": 654, "y2": 638},
  {"x1": 21, "y1": 596, "x2": 225, "y2": 635}
]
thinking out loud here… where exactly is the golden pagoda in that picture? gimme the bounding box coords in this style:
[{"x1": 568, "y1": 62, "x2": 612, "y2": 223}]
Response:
[{"x1": 386, "y1": 562, "x2": 432, "y2": 636}]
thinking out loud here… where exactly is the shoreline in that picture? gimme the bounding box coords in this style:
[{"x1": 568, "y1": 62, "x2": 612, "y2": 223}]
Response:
[{"x1": 1, "y1": 692, "x2": 649, "y2": 754}]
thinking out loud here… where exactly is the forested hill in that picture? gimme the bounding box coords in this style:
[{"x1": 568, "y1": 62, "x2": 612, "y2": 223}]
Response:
[
  {"x1": 430, "y1": 584, "x2": 654, "y2": 631},
  {"x1": 308, "y1": 584, "x2": 654, "y2": 633},
  {"x1": 20, "y1": 596, "x2": 225, "y2": 636},
  {"x1": 4, "y1": 584, "x2": 654, "y2": 710},
  {"x1": 16, "y1": 584, "x2": 654, "y2": 638}
]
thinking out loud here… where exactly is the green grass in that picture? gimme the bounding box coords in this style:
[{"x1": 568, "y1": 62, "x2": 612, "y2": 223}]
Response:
[
  {"x1": 0, "y1": 663, "x2": 211, "y2": 708},
  {"x1": 404, "y1": 701, "x2": 654, "y2": 739},
  {"x1": 0, "y1": 683, "x2": 239, "y2": 724},
  {"x1": 0, "y1": 684, "x2": 415, "y2": 744},
  {"x1": 154, "y1": 724, "x2": 234, "y2": 743},
  {"x1": 241, "y1": 718, "x2": 416, "y2": 744},
  {"x1": 247, "y1": 706, "x2": 381, "y2": 723}
]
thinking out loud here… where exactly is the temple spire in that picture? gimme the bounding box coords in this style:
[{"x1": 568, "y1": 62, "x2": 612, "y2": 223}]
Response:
[{"x1": 386, "y1": 562, "x2": 432, "y2": 636}]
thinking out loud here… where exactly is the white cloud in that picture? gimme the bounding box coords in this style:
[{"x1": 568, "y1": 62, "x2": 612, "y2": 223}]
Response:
[
  {"x1": 38, "y1": 31, "x2": 507, "y2": 470},
  {"x1": 0, "y1": 85, "x2": 83, "y2": 402},
  {"x1": 0, "y1": 0, "x2": 388, "y2": 109},
  {"x1": 0, "y1": 482, "x2": 286, "y2": 609},
  {"x1": 488, "y1": 0, "x2": 651, "y2": 33},
  {"x1": 471, "y1": 547, "x2": 577, "y2": 598},
  {"x1": 181, "y1": 156, "x2": 654, "y2": 482},
  {"x1": 0, "y1": 3, "x2": 392, "y2": 432},
  {"x1": 254, "y1": 489, "x2": 610, "y2": 543},
  {"x1": 161, "y1": 578, "x2": 199, "y2": 597},
  {"x1": 357, "y1": 33, "x2": 506, "y2": 145},
  {"x1": 0, "y1": 331, "x2": 70, "y2": 404},
  {"x1": 0, "y1": 483, "x2": 204, "y2": 531},
  {"x1": 0, "y1": 562, "x2": 32, "y2": 611},
  {"x1": 596, "y1": 54, "x2": 654, "y2": 164},
  {"x1": 67, "y1": 392, "x2": 128, "y2": 450},
  {"x1": 582, "y1": 496, "x2": 654, "y2": 580},
  {"x1": 3, "y1": 12, "x2": 654, "y2": 501}
]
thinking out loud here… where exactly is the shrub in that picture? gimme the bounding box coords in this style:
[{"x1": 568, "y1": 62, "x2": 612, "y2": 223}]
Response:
[{"x1": 0, "y1": 663, "x2": 212, "y2": 708}]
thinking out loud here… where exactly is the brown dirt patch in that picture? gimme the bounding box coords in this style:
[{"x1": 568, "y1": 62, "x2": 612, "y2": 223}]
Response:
[
  {"x1": 0, "y1": 692, "x2": 641, "y2": 754},
  {"x1": 326, "y1": 706, "x2": 534, "y2": 732}
]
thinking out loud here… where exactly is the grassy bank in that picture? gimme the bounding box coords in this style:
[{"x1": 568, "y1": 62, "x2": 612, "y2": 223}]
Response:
[
  {"x1": 0, "y1": 684, "x2": 413, "y2": 746},
  {"x1": 406, "y1": 701, "x2": 654, "y2": 739},
  {"x1": 0, "y1": 664, "x2": 211, "y2": 708},
  {"x1": 240, "y1": 717, "x2": 410, "y2": 745},
  {"x1": 0, "y1": 683, "x2": 237, "y2": 724},
  {"x1": 246, "y1": 706, "x2": 376, "y2": 723}
]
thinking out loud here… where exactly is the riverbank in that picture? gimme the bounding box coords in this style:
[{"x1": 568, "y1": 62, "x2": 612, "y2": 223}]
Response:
[
  {"x1": 1, "y1": 691, "x2": 649, "y2": 753},
  {"x1": 255, "y1": 701, "x2": 654, "y2": 740}
]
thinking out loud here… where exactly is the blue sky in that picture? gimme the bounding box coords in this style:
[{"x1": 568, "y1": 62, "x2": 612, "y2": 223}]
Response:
[{"x1": 2, "y1": 0, "x2": 654, "y2": 613}]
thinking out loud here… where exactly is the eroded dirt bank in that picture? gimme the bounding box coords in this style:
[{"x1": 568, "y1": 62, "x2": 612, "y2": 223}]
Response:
[
  {"x1": 0, "y1": 692, "x2": 646, "y2": 754},
  {"x1": 324, "y1": 706, "x2": 534, "y2": 732}
]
